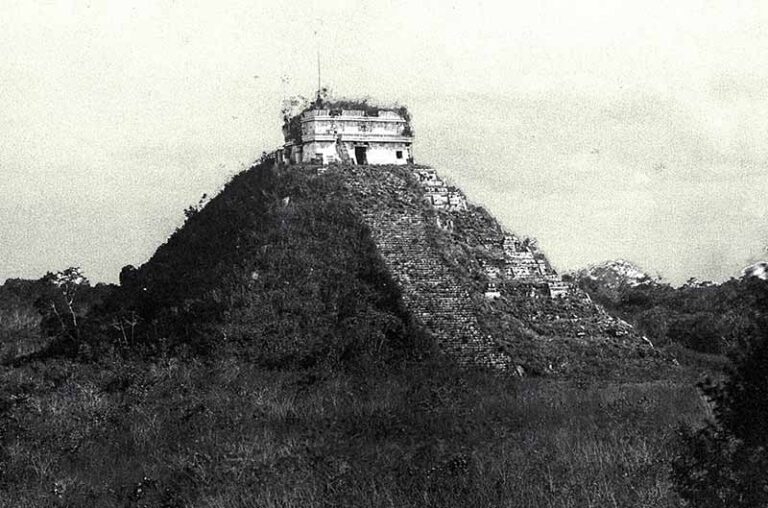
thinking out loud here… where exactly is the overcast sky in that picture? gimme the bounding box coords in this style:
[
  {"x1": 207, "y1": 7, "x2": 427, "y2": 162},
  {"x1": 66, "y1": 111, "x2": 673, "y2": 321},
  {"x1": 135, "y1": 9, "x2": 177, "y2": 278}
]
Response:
[{"x1": 2, "y1": 0, "x2": 767, "y2": 285}]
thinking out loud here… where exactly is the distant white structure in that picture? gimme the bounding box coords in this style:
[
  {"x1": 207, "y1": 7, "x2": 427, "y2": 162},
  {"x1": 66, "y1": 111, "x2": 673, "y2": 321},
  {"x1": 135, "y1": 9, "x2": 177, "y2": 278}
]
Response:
[{"x1": 281, "y1": 106, "x2": 414, "y2": 165}]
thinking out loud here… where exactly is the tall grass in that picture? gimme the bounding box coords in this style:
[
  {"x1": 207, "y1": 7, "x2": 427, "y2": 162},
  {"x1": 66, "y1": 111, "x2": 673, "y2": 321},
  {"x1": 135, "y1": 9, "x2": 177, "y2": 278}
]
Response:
[
  {"x1": 0, "y1": 306, "x2": 44, "y2": 361},
  {"x1": 0, "y1": 354, "x2": 706, "y2": 507}
]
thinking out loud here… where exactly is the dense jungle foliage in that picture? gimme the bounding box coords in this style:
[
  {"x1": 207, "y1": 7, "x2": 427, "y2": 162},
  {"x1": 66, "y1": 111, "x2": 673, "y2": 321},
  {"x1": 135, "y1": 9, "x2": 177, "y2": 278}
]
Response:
[{"x1": 574, "y1": 274, "x2": 768, "y2": 356}]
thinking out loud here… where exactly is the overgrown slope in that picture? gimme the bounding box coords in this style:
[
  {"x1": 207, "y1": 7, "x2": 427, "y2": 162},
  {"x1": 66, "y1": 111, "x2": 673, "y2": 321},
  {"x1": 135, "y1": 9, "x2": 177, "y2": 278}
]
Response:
[
  {"x1": 110, "y1": 160, "x2": 665, "y2": 376},
  {"x1": 329, "y1": 163, "x2": 665, "y2": 376},
  {"x1": 114, "y1": 160, "x2": 429, "y2": 369}
]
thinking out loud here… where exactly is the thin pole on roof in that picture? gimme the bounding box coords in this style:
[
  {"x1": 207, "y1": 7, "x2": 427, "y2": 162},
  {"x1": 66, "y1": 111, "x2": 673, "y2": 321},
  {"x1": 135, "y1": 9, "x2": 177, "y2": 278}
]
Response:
[
  {"x1": 317, "y1": 48, "x2": 321, "y2": 99},
  {"x1": 314, "y1": 15, "x2": 322, "y2": 102}
]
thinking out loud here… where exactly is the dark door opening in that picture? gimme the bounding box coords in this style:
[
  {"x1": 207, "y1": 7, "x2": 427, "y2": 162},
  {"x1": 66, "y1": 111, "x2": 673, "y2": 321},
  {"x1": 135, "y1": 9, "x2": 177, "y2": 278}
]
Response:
[{"x1": 354, "y1": 146, "x2": 367, "y2": 165}]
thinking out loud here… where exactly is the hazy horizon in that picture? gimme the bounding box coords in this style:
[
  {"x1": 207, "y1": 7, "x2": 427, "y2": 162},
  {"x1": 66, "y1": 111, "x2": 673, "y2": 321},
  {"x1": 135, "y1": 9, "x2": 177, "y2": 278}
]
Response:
[{"x1": 2, "y1": 1, "x2": 767, "y2": 286}]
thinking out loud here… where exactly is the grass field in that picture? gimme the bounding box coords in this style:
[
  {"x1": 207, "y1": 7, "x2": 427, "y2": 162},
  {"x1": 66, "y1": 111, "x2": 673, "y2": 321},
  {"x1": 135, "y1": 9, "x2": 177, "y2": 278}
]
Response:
[{"x1": 0, "y1": 349, "x2": 710, "y2": 507}]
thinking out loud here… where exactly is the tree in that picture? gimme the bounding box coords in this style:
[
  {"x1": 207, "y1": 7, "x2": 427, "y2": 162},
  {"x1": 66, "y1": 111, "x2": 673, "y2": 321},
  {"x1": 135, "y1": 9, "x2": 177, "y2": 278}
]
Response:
[
  {"x1": 672, "y1": 324, "x2": 768, "y2": 507},
  {"x1": 36, "y1": 267, "x2": 89, "y2": 341}
]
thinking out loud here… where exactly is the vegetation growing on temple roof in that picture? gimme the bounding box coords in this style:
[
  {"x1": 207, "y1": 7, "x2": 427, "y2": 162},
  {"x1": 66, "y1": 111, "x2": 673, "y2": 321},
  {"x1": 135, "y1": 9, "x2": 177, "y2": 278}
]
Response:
[{"x1": 281, "y1": 89, "x2": 413, "y2": 143}]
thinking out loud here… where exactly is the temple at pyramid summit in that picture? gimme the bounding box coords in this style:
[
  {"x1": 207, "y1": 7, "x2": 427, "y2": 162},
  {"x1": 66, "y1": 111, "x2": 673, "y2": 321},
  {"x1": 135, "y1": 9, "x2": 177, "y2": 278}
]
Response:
[
  {"x1": 278, "y1": 97, "x2": 414, "y2": 165},
  {"x1": 251, "y1": 94, "x2": 658, "y2": 369}
]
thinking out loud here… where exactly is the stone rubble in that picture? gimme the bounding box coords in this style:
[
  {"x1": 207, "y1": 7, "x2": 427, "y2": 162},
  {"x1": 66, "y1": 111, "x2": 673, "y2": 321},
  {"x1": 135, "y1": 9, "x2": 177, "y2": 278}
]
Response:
[{"x1": 287, "y1": 163, "x2": 654, "y2": 370}]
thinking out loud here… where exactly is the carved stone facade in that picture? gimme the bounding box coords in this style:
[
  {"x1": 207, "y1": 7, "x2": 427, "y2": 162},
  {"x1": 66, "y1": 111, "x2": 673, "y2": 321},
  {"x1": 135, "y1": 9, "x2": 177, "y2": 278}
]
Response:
[
  {"x1": 416, "y1": 168, "x2": 468, "y2": 211},
  {"x1": 411, "y1": 169, "x2": 570, "y2": 297}
]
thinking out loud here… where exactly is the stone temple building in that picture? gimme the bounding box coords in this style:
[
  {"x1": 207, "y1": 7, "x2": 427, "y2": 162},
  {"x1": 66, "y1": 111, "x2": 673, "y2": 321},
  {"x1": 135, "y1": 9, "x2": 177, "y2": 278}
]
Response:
[{"x1": 280, "y1": 105, "x2": 414, "y2": 165}]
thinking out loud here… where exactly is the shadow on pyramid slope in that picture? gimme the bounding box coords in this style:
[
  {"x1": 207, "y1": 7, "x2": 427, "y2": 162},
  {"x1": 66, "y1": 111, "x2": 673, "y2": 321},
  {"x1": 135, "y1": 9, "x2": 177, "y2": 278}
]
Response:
[{"x1": 122, "y1": 158, "x2": 668, "y2": 377}]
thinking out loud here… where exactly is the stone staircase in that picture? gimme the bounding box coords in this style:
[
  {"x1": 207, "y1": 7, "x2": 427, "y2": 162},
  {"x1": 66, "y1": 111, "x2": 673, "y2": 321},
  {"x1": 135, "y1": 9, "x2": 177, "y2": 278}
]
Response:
[
  {"x1": 317, "y1": 163, "x2": 655, "y2": 370},
  {"x1": 336, "y1": 166, "x2": 522, "y2": 366},
  {"x1": 333, "y1": 166, "x2": 505, "y2": 365},
  {"x1": 335, "y1": 137, "x2": 353, "y2": 165}
]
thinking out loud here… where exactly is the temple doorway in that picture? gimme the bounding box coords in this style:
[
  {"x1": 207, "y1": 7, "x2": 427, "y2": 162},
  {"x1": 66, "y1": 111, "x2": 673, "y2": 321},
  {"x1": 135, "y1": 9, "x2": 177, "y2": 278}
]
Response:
[{"x1": 354, "y1": 146, "x2": 367, "y2": 165}]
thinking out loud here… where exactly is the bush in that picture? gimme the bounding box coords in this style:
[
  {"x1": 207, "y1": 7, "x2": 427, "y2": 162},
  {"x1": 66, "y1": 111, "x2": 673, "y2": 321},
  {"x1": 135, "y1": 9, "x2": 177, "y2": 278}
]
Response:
[{"x1": 672, "y1": 325, "x2": 768, "y2": 507}]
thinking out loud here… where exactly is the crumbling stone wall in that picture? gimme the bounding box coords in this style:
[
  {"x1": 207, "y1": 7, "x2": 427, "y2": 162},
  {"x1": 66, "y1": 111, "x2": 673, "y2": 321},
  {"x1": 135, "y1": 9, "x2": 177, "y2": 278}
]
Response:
[{"x1": 285, "y1": 163, "x2": 654, "y2": 371}]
